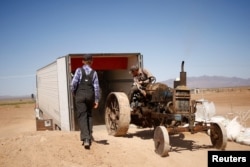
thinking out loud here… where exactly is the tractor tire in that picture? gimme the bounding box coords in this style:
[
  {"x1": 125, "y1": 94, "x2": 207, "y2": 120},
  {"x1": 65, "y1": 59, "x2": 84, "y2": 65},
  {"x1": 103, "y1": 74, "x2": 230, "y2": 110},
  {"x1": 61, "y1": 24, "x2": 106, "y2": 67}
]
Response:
[
  {"x1": 105, "y1": 92, "x2": 131, "y2": 136},
  {"x1": 210, "y1": 122, "x2": 227, "y2": 150},
  {"x1": 154, "y1": 126, "x2": 170, "y2": 157}
]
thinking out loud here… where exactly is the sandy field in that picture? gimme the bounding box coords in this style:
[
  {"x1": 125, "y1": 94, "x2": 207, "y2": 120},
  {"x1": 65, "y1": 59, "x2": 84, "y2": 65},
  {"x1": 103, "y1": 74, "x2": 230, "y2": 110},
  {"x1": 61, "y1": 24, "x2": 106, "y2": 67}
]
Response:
[{"x1": 0, "y1": 88, "x2": 250, "y2": 167}]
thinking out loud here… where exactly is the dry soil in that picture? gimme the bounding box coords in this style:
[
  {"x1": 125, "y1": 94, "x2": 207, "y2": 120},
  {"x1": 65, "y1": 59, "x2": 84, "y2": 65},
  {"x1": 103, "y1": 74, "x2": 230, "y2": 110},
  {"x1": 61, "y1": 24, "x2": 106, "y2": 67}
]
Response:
[{"x1": 0, "y1": 88, "x2": 250, "y2": 167}]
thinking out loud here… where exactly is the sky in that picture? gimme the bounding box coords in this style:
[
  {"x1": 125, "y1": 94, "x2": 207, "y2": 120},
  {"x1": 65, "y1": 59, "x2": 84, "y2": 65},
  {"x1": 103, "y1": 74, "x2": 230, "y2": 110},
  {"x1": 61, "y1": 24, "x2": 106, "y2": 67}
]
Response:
[{"x1": 0, "y1": 0, "x2": 250, "y2": 96}]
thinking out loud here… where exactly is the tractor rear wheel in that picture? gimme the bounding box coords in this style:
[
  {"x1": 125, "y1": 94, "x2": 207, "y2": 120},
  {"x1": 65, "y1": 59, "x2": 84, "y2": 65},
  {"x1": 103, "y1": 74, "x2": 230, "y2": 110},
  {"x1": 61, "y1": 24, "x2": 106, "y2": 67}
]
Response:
[
  {"x1": 154, "y1": 126, "x2": 170, "y2": 157},
  {"x1": 105, "y1": 92, "x2": 131, "y2": 136},
  {"x1": 210, "y1": 122, "x2": 227, "y2": 150}
]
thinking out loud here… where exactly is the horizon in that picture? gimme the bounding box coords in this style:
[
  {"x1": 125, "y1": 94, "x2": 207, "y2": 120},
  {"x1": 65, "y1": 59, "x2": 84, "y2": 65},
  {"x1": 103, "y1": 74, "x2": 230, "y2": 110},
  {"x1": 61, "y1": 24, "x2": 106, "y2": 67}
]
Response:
[{"x1": 1, "y1": 75, "x2": 250, "y2": 97}]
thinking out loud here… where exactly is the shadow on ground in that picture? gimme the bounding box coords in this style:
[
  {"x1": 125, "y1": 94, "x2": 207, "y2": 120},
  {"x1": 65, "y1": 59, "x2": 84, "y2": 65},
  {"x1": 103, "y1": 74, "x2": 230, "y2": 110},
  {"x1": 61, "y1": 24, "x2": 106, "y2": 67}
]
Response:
[{"x1": 169, "y1": 133, "x2": 212, "y2": 152}]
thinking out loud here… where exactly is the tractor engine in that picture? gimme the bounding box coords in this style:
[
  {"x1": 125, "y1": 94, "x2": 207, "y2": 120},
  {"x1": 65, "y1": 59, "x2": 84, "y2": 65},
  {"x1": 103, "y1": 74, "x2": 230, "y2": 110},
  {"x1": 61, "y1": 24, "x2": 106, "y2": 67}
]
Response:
[{"x1": 130, "y1": 61, "x2": 194, "y2": 128}]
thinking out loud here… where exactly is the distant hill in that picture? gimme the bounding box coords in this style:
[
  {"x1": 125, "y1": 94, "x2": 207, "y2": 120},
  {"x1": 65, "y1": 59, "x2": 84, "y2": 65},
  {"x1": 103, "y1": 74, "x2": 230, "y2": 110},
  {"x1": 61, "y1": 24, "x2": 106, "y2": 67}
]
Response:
[
  {"x1": 1, "y1": 76, "x2": 250, "y2": 98},
  {"x1": 161, "y1": 76, "x2": 250, "y2": 88}
]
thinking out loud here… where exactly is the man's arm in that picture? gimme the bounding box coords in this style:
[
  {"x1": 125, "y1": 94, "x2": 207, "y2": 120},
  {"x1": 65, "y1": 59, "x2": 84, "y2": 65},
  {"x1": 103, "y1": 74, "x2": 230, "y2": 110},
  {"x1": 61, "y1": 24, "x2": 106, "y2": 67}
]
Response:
[
  {"x1": 93, "y1": 71, "x2": 100, "y2": 108},
  {"x1": 142, "y1": 68, "x2": 154, "y2": 84},
  {"x1": 70, "y1": 68, "x2": 81, "y2": 94}
]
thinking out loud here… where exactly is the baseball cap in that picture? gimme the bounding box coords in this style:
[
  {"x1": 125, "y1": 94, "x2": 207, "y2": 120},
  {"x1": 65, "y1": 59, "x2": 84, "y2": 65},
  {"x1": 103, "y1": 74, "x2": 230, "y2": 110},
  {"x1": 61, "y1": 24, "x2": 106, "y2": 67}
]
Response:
[
  {"x1": 83, "y1": 54, "x2": 93, "y2": 61},
  {"x1": 129, "y1": 65, "x2": 139, "y2": 72}
]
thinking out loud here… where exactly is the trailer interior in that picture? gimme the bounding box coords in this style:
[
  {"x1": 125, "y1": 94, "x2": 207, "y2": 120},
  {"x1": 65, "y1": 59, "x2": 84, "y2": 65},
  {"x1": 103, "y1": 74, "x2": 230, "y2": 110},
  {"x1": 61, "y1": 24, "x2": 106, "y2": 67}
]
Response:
[{"x1": 68, "y1": 53, "x2": 142, "y2": 130}]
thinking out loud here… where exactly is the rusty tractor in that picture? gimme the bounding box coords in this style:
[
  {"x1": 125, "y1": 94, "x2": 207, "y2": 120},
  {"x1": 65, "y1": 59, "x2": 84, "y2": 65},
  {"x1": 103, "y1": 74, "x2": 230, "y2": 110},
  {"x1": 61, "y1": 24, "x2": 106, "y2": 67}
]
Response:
[{"x1": 105, "y1": 61, "x2": 227, "y2": 157}]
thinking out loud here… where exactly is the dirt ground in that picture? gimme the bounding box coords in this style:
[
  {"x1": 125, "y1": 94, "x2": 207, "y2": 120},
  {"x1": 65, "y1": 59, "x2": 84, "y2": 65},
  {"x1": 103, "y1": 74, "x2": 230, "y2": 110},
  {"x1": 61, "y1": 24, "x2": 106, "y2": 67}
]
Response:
[{"x1": 0, "y1": 88, "x2": 250, "y2": 167}]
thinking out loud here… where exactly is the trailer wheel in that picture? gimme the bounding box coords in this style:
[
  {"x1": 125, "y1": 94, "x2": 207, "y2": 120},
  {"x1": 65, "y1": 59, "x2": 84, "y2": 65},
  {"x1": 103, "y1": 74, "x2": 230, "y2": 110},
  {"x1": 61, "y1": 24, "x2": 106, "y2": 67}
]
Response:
[
  {"x1": 154, "y1": 126, "x2": 170, "y2": 157},
  {"x1": 105, "y1": 92, "x2": 131, "y2": 136},
  {"x1": 210, "y1": 122, "x2": 227, "y2": 150}
]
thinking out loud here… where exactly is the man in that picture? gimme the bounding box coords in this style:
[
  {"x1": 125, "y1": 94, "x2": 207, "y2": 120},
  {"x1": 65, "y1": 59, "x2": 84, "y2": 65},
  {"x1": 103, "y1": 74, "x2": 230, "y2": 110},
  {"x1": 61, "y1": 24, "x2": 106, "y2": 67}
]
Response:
[
  {"x1": 71, "y1": 54, "x2": 100, "y2": 149},
  {"x1": 128, "y1": 65, "x2": 155, "y2": 103}
]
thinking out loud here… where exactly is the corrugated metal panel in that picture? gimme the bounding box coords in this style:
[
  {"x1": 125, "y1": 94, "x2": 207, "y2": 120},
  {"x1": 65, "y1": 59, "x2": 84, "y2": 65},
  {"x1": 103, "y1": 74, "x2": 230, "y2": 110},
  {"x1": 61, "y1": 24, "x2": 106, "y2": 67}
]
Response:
[{"x1": 37, "y1": 62, "x2": 60, "y2": 125}]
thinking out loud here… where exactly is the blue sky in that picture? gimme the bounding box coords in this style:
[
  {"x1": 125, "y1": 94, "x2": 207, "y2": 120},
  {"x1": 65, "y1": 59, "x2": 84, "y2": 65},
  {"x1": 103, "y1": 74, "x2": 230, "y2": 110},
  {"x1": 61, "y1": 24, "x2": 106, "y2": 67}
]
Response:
[{"x1": 0, "y1": 0, "x2": 250, "y2": 96}]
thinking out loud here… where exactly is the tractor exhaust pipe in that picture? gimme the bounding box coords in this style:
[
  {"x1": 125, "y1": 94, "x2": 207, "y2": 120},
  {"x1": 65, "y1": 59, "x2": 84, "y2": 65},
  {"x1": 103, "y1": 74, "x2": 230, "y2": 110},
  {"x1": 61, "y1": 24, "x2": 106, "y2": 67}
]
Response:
[
  {"x1": 180, "y1": 61, "x2": 186, "y2": 86},
  {"x1": 174, "y1": 61, "x2": 187, "y2": 88}
]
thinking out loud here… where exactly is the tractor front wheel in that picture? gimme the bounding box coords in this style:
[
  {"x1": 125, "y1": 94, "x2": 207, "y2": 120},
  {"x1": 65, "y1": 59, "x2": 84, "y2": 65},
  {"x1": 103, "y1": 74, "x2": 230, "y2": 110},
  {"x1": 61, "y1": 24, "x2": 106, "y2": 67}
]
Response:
[
  {"x1": 154, "y1": 126, "x2": 170, "y2": 157},
  {"x1": 210, "y1": 122, "x2": 227, "y2": 150}
]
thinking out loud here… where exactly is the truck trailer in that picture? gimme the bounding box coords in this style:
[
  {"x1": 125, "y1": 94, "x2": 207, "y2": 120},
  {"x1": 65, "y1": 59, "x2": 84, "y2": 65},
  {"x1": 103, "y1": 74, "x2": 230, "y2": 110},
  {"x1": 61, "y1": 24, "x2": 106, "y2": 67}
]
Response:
[{"x1": 36, "y1": 53, "x2": 142, "y2": 131}]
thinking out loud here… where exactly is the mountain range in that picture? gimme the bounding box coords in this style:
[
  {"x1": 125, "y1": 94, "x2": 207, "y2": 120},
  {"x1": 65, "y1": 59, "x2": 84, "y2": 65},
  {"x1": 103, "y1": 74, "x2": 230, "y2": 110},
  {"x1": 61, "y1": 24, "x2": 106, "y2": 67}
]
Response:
[
  {"x1": 161, "y1": 75, "x2": 250, "y2": 89},
  {"x1": 1, "y1": 76, "x2": 250, "y2": 99}
]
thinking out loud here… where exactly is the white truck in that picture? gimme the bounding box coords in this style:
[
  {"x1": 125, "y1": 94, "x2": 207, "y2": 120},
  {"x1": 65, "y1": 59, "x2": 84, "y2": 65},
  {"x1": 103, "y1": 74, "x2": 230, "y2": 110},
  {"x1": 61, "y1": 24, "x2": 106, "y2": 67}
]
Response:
[{"x1": 36, "y1": 53, "x2": 143, "y2": 131}]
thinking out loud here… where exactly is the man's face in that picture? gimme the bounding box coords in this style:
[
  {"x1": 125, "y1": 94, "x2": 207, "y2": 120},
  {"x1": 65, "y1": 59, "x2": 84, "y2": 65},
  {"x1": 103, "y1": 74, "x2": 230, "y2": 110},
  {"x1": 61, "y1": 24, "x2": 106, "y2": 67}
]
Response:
[{"x1": 131, "y1": 70, "x2": 139, "y2": 77}]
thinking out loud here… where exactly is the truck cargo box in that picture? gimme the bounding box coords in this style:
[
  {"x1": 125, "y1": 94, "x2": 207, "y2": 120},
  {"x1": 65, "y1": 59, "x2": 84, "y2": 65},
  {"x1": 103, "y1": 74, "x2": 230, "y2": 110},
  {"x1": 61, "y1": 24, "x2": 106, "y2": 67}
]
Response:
[{"x1": 36, "y1": 53, "x2": 142, "y2": 131}]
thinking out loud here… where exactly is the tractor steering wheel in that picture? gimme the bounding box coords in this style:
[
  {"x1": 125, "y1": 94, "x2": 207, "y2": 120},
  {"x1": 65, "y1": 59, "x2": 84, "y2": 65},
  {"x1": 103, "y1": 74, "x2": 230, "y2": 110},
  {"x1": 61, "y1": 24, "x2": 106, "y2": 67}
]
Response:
[{"x1": 149, "y1": 76, "x2": 156, "y2": 83}]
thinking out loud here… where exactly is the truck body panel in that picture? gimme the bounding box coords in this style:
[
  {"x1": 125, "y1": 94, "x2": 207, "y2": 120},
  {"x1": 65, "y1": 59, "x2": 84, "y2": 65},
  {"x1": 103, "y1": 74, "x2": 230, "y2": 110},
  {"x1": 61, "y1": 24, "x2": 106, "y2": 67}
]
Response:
[{"x1": 36, "y1": 61, "x2": 61, "y2": 126}]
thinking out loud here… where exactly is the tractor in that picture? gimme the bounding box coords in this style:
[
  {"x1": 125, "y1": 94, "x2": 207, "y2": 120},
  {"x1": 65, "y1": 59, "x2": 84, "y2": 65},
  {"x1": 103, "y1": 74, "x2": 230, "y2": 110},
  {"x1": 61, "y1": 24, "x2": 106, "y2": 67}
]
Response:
[{"x1": 104, "y1": 61, "x2": 227, "y2": 157}]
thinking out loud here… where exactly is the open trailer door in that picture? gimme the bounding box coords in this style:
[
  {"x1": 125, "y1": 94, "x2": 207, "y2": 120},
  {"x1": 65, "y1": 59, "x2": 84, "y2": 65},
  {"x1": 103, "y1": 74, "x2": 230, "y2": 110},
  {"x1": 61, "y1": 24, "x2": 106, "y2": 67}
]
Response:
[{"x1": 67, "y1": 53, "x2": 142, "y2": 131}]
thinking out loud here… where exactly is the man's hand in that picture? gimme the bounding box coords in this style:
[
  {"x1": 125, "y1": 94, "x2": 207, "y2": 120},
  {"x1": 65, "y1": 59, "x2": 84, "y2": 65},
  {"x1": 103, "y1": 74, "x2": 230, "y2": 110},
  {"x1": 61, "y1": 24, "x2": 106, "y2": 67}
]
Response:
[
  {"x1": 139, "y1": 81, "x2": 144, "y2": 84},
  {"x1": 93, "y1": 102, "x2": 98, "y2": 109}
]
